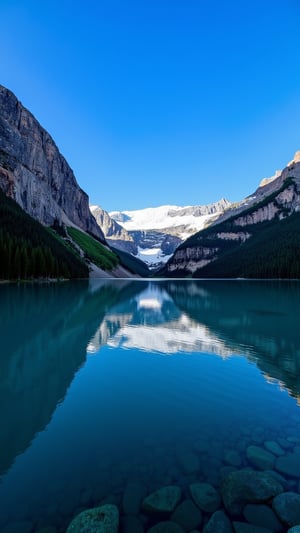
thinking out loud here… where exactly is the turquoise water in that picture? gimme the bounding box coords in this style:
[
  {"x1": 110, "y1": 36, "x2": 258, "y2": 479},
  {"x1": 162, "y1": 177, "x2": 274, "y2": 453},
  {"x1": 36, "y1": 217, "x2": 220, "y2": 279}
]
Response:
[{"x1": 0, "y1": 280, "x2": 300, "y2": 532}]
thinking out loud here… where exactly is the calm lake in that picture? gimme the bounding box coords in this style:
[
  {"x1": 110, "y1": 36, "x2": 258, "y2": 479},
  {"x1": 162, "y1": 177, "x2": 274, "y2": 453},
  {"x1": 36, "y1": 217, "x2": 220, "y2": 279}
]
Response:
[{"x1": 1, "y1": 280, "x2": 300, "y2": 532}]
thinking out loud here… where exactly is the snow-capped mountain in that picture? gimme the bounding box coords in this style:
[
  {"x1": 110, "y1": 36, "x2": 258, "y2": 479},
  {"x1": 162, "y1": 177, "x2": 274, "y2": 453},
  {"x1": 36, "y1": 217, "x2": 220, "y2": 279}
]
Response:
[
  {"x1": 110, "y1": 200, "x2": 230, "y2": 237},
  {"x1": 90, "y1": 199, "x2": 231, "y2": 270}
]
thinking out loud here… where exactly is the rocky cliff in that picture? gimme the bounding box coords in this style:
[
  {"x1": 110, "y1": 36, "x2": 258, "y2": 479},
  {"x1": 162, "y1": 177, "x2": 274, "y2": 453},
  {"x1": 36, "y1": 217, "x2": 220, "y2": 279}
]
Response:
[
  {"x1": 0, "y1": 85, "x2": 104, "y2": 240},
  {"x1": 164, "y1": 153, "x2": 300, "y2": 276},
  {"x1": 90, "y1": 205, "x2": 137, "y2": 254}
]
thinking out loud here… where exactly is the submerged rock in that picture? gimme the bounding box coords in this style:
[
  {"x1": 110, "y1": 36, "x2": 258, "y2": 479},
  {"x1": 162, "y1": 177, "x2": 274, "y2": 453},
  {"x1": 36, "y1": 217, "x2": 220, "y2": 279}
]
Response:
[
  {"x1": 203, "y1": 510, "x2": 233, "y2": 533},
  {"x1": 275, "y1": 451, "x2": 300, "y2": 477},
  {"x1": 148, "y1": 521, "x2": 185, "y2": 532},
  {"x1": 243, "y1": 503, "x2": 282, "y2": 531},
  {"x1": 246, "y1": 446, "x2": 275, "y2": 470},
  {"x1": 142, "y1": 485, "x2": 181, "y2": 513},
  {"x1": 171, "y1": 499, "x2": 202, "y2": 530},
  {"x1": 264, "y1": 469, "x2": 291, "y2": 490},
  {"x1": 220, "y1": 466, "x2": 238, "y2": 482},
  {"x1": 189, "y1": 482, "x2": 221, "y2": 512},
  {"x1": 277, "y1": 438, "x2": 293, "y2": 450},
  {"x1": 66, "y1": 504, "x2": 119, "y2": 532},
  {"x1": 272, "y1": 492, "x2": 300, "y2": 526},
  {"x1": 264, "y1": 441, "x2": 285, "y2": 456},
  {"x1": 224, "y1": 450, "x2": 242, "y2": 467},
  {"x1": 232, "y1": 522, "x2": 273, "y2": 532},
  {"x1": 221, "y1": 470, "x2": 283, "y2": 516}
]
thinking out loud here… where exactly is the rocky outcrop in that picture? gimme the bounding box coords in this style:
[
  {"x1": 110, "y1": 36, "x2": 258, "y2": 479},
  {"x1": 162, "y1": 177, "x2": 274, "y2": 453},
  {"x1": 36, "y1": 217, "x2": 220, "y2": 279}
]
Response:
[
  {"x1": 90, "y1": 205, "x2": 137, "y2": 254},
  {"x1": 167, "y1": 198, "x2": 230, "y2": 218},
  {"x1": 167, "y1": 246, "x2": 219, "y2": 273},
  {"x1": 0, "y1": 85, "x2": 104, "y2": 240}
]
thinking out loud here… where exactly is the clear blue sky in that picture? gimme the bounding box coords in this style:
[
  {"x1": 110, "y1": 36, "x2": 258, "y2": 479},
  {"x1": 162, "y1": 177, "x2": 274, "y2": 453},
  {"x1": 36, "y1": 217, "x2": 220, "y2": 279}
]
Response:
[{"x1": 2, "y1": 0, "x2": 300, "y2": 211}]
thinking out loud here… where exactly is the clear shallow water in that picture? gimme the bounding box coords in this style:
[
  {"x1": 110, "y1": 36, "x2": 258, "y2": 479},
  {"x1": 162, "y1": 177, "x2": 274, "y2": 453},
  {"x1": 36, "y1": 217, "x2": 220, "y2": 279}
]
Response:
[{"x1": 0, "y1": 279, "x2": 300, "y2": 532}]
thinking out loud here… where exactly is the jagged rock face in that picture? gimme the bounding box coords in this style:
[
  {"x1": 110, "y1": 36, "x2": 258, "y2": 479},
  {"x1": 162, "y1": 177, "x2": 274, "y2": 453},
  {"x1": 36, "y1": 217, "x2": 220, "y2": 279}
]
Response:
[
  {"x1": 0, "y1": 85, "x2": 104, "y2": 240},
  {"x1": 167, "y1": 246, "x2": 219, "y2": 274},
  {"x1": 166, "y1": 158, "x2": 300, "y2": 276},
  {"x1": 167, "y1": 199, "x2": 230, "y2": 218},
  {"x1": 90, "y1": 205, "x2": 137, "y2": 254},
  {"x1": 91, "y1": 205, "x2": 132, "y2": 240}
]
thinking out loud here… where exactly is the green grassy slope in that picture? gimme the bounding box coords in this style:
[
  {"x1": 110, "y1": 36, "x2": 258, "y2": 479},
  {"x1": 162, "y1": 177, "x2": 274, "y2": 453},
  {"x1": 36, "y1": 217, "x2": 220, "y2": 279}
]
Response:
[
  {"x1": 67, "y1": 227, "x2": 119, "y2": 271},
  {"x1": 0, "y1": 190, "x2": 88, "y2": 279}
]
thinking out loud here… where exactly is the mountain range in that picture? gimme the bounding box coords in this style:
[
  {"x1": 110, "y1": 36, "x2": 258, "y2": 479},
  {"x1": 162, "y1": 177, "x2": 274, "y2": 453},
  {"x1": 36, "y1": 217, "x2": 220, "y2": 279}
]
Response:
[
  {"x1": 91, "y1": 199, "x2": 230, "y2": 270},
  {"x1": 90, "y1": 152, "x2": 300, "y2": 278},
  {"x1": 1, "y1": 83, "x2": 300, "y2": 279}
]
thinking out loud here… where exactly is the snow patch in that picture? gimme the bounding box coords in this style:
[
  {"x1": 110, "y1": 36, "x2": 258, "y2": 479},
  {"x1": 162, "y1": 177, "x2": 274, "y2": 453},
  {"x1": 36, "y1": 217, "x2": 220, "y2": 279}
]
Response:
[
  {"x1": 109, "y1": 206, "x2": 223, "y2": 234},
  {"x1": 136, "y1": 246, "x2": 173, "y2": 267}
]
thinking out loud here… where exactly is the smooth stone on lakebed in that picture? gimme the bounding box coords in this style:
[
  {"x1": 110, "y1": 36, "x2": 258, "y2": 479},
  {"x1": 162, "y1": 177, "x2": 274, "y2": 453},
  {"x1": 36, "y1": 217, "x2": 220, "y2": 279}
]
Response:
[
  {"x1": 277, "y1": 438, "x2": 293, "y2": 450},
  {"x1": 264, "y1": 469, "x2": 291, "y2": 490},
  {"x1": 246, "y1": 446, "x2": 275, "y2": 470},
  {"x1": 264, "y1": 441, "x2": 285, "y2": 456},
  {"x1": 142, "y1": 486, "x2": 181, "y2": 513},
  {"x1": 66, "y1": 504, "x2": 119, "y2": 532},
  {"x1": 203, "y1": 510, "x2": 233, "y2": 533},
  {"x1": 243, "y1": 503, "x2": 282, "y2": 531},
  {"x1": 287, "y1": 527, "x2": 300, "y2": 532},
  {"x1": 189, "y1": 482, "x2": 221, "y2": 513},
  {"x1": 148, "y1": 521, "x2": 185, "y2": 532},
  {"x1": 221, "y1": 470, "x2": 283, "y2": 516},
  {"x1": 232, "y1": 522, "x2": 273, "y2": 532},
  {"x1": 225, "y1": 450, "x2": 242, "y2": 467},
  {"x1": 171, "y1": 499, "x2": 202, "y2": 531},
  {"x1": 275, "y1": 451, "x2": 300, "y2": 477},
  {"x1": 220, "y1": 466, "x2": 238, "y2": 481},
  {"x1": 272, "y1": 492, "x2": 300, "y2": 526}
]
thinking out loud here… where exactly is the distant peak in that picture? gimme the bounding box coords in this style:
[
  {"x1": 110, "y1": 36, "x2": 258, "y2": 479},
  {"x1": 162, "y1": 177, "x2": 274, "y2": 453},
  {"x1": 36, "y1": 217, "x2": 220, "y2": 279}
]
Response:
[{"x1": 288, "y1": 150, "x2": 300, "y2": 165}]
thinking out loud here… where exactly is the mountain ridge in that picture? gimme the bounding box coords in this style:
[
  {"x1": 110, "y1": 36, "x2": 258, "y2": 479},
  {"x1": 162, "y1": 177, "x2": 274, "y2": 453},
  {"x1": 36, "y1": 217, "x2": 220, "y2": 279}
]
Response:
[{"x1": 162, "y1": 153, "x2": 300, "y2": 278}]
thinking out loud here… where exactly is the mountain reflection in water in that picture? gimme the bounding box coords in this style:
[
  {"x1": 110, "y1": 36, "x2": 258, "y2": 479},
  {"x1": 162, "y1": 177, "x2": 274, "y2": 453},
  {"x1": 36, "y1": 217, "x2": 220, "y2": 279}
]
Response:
[
  {"x1": 1, "y1": 279, "x2": 300, "y2": 532},
  {"x1": 88, "y1": 280, "x2": 300, "y2": 401}
]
